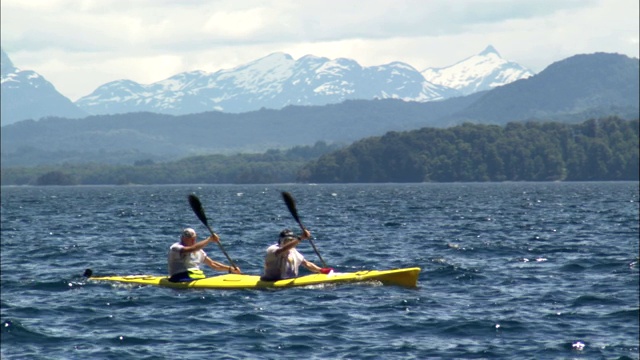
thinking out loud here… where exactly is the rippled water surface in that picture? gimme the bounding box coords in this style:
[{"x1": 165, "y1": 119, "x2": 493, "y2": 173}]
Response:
[{"x1": 1, "y1": 183, "x2": 639, "y2": 359}]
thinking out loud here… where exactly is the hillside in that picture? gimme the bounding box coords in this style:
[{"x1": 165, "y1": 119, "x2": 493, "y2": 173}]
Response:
[
  {"x1": 298, "y1": 117, "x2": 639, "y2": 183},
  {"x1": 0, "y1": 94, "x2": 484, "y2": 168},
  {"x1": 2, "y1": 118, "x2": 636, "y2": 185}
]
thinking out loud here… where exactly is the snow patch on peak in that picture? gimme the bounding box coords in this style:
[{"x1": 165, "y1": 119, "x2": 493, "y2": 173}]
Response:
[
  {"x1": 299, "y1": 54, "x2": 326, "y2": 62},
  {"x1": 241, "y1": 52, "x2": 294, "y2": 70},
  {"x1": 264, "y1": 52, "x2": 293, "y2": 61},
  {"x1": 317, "y1": 58, "x2": 359, "y2": 75},
  {"x1": 381, "y1": 61, "x2": 419, "y2": 72},
  {"x1": 215, "y1": 52, "x2": 295, "y2": 90},
  {"x1": 422, "y1": 45, "x2": 534, "y2": 95}
]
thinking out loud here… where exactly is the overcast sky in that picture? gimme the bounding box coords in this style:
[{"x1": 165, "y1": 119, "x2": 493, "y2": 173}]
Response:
[{"x1": 1, "y1": 0, "x2": 638, "y2": 101}]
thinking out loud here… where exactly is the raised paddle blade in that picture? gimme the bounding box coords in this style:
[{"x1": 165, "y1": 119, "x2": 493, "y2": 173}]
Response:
[
  {"x1": 282, "y1": 191, "x2": 303, "y2": 229},
  {"x1": 281, "y1": 191, "x2": 328, "y2": 268},
  {"x1": 188, "y1": 194, "x2": 209, "y2": 227},
  {"x1": 187, "y1": 194, "x2": 239, "y2": 271}
]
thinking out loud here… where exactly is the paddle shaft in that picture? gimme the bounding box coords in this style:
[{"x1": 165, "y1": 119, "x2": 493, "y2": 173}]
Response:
[
  {"x1": 282, "y1": 192, "x2": 328, "y2": 268},
  {"x1": 188, "y1": 194, "x2": 238, "y2": 270}
]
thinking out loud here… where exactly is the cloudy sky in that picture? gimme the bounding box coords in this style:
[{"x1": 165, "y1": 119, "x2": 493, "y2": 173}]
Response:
[{"x1": 1, "y1": 0, "x2": 638, "y2": 101}]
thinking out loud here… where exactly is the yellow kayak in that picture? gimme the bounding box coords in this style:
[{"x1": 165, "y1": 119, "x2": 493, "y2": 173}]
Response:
[{"x1": 84, "y1": 267, "x2": 421, "y2": 289}]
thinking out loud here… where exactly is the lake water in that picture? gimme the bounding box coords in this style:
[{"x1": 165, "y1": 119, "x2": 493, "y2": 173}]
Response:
[{"x1": 1, "y1": 182, "x2": 638, "y2": 359}]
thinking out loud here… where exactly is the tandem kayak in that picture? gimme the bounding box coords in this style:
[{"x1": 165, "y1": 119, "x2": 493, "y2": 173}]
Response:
[{"x1": 84, "y1": 267, "x2": 421, "y2": 289}]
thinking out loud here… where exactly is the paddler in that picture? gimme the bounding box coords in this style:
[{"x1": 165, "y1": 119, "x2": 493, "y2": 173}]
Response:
[
  {"x1": 168, "y1": 228, "x2": 241, "y2": 282},
  {"x1": 261, "y1": 228, "x2": 329, "y2": 281}
]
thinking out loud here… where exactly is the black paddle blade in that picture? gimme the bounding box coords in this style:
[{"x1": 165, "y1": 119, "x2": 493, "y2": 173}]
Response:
[
  {"x1": 282, "y1": 191, "x2": 301, "y2": 225},
  {"x1": 188, "y1": 194, "x2": 209, "y2": 227}
]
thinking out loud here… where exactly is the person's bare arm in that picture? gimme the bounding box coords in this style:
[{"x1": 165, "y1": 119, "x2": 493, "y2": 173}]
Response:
[{"x1": 204, "y1": 256, "x2": 241, "y2": 273}]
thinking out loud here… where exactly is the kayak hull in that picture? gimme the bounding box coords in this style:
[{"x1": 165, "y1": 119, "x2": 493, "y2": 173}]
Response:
[{"x1": 87, "y1": 267, "x2": 421, "y2": 289}]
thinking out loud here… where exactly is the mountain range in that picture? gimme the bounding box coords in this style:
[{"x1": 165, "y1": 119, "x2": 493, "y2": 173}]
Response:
[
  {"x1": 1, "y1": 45, "x2": 532, "y2": 126},
  {"x1": 2, "y1": 52, "x2": 638, "y2": 168}
]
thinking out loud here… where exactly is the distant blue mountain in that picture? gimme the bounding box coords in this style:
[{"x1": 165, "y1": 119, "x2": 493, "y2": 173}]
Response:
[{"x1": 1, "y1": 48, "x2": 87, "y2": 126}]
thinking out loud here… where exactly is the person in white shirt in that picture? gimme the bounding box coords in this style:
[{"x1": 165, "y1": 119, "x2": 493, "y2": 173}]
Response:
[
  {"x1": 168, "y1": 228, "x2": 241, "y2": 282},
  {"x1": 261, "y1": 228, "x2": 323, "y2": 281}
]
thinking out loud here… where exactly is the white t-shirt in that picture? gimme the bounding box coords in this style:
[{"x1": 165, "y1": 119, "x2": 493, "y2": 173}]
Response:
[
  {"x1": 262, "y1": 244, "x2": 305, "y2": 280},
  {"x1": 167, "y1": 242, "x2": 207, "y2": 276}
]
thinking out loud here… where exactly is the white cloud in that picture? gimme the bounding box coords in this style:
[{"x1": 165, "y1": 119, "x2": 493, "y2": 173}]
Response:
[{"x1": 1, "y1": 0, "x2": 637, "y2": 101}]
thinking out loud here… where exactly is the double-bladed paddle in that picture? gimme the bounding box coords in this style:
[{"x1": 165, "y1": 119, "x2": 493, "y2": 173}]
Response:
[
  {"x1": 188, "y1": 194, "x2": 238, "y2": 271},
  {"x1": 281, "y1": 191, "x2": 328, "y2": 268}
]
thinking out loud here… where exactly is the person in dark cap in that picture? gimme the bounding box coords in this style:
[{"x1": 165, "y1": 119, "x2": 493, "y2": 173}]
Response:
[
  {"x1": 261, "y1": 228, "x2": 323, "y2": 281},
  {"x1": 168, "y1": 228, "x2": 241, "y2": 282}
]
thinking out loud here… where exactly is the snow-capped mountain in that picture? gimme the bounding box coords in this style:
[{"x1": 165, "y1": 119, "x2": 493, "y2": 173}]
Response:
[
  {"x1": 1, "y1": 46, "x2": 535, "y2": 123},
  {"x1": 422, "y1": 45, "x2": 534, "y2": 96},
  {"x1": 75, "y1": 53, "x2": 460, "y2": 116},
  {"x1": 1, "y1": 48, "x2": 87, "y2": 126}
]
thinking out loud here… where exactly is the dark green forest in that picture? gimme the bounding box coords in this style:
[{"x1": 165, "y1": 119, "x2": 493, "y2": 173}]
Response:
[
  {"x1": 299, "y1": 117, "x2": 639, "y2": 183},
  {"x1": 1, "y1": 117, "x2": 638, "y2": 185}
]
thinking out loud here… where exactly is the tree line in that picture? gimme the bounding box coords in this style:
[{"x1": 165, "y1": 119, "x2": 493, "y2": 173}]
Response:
[
  {"x1": 0, "y1": 142, "x2": 340, "y2": 186},
  {"x1": 298, "y1": 117, "x2": 639, "y2": 183},
  {"x1": 1, "y1": 117, "x2": 637, "y2": 185}
]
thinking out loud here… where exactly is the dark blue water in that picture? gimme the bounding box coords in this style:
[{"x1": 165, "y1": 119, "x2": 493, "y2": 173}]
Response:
[{"x1": 1, "y1": 183, "x2": 638, "y2": 359}]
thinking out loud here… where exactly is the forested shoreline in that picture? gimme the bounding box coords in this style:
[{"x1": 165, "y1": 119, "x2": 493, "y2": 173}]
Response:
[
  {"x1": 1, "y1": 117, "x2": 637, "y2": 185},
  {"x1": 300, "y1": 117, "x2": 639, "y2": 183},
  {"x1": 0, "y1": 142, "x2": 339, "y2": 186}
]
